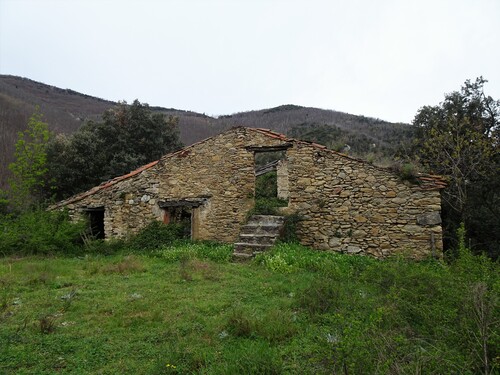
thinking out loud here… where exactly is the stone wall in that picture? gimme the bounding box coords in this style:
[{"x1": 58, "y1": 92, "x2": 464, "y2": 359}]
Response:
[
  {"x1": 276, "y1": 159, "x2": 290, "y2": 200},
  {"x1": 53, "y1": 127, "x2": 444, "y2": 259},
  {"x1": 57, "y1": 128, "x2": 288, "y2": 243},
  {"x1": 284, "y1": 142, "x2": 443, "y2": 258}
]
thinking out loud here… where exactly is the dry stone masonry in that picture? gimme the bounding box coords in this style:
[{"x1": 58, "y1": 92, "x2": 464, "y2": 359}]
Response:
[{"x1": 51, "y1": 127, "x2": 446, "y2": 259}]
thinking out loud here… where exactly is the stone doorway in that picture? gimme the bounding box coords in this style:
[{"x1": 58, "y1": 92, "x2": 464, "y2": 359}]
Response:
[
  {"x1": 162, "y1": 206, "x2": 192, "y2": 238},
  {"x1": 85, "y1": 207, "x2": 105, "y2": 239},
  {"x1": 158, "y1": 199, "x2": 207, "y2": 240},
  {"x1": 252, "y1": 148, "x2": 290, "y2": 205}
]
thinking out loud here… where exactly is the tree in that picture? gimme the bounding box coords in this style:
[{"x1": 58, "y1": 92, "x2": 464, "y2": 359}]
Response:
[
  {"x1": 413, "y1": 77, "x2": 499, "y2": 257},
  {"x1": 46, "y1": 100, "x2": 183, "y2": 199},
  {"x1": 7, "y1": 107, "x2": 51, "y2": 210}
]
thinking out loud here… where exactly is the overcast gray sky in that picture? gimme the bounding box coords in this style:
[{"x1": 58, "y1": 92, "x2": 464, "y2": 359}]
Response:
[{"x1": 1, "y1": 0, "x2": 499, "y2": 123}]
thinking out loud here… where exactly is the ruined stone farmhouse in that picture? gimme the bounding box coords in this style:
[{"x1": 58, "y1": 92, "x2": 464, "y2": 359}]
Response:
[{"x1": 51, "y1": 127, "x2": 446, "y2": 258}]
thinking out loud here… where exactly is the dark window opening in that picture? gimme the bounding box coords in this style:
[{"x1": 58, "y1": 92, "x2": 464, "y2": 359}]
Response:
[{"x1": 85, "y1": 207, "x2": 105, "y2": 239}]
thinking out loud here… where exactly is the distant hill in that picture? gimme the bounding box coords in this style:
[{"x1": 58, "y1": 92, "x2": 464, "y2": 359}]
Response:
[{"x1": 0, "y1": 75, "x2": 414, "y2": 190}]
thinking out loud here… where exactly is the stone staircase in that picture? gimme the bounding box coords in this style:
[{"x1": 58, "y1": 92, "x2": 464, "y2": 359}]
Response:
[{"x1": 233, "y1": 215, "x2": 285, "y2": 260}]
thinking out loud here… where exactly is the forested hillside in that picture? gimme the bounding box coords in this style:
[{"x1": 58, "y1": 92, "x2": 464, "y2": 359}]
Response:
[{"x1": 0, "y1": 75, "x2": 413, "y2": 189}]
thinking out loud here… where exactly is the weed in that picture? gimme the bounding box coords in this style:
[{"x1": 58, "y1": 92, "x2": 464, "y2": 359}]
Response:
[
  {"x1": 262, "y1": 253, "x2": 295, "y2": 273},
  {"x1": 155, "y1": 242, "x2": 232, "y2": 263},
  {"x1": 0, "y1": 208, "x2": 85, "y2": 256},
  {"x1": 226, "y1": 307, "x2": 254, "y2": 338},
  {"x1": 391, "y1": 161, "x2": 419, "y2": 183},
  {"x1": 0, "y1": 277, "x2": 13, "y2": 314},
  {"x1": 84, "y1": 238, "x2": 125, "y2": 255},
  {"x1": 296, "y1": 276, "x2": 342, "y2": 315},
  {"x1": 258, "y1": 309, "x2": 297, "y2": 343},
  {"x1": 0, "y1": 242, "x2": 498, "y2": 374},
  {"x1": 179, "y1": 256, "x2": 193, "y2": 281},
  {"x1": 247, "y1": 197, "x2": 287, "y2": 217},
  {"x1": 102, "y1": 255, "x2": 146, "y2": 274},
  {"x1": 39, "y1": 314, "x2": 56, "y2": 334},
  {"x1": 60, "y1": 288, "x2": 77, "y2": 312},
  {"x1": 177, "y1": 258, "x2": 221, "y2": 282}
]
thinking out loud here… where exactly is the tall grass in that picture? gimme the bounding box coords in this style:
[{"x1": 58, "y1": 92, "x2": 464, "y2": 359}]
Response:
[
  {"x1": 0, "y1": 213, "x2": 498, "y2": 374},
  {"x1": 257, "y1": 242, "x2": 499, "y2": 374}
]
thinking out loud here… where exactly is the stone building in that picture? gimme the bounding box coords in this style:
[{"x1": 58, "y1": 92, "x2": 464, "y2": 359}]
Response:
[{"x1": 51, "y1": 127, "x2": 446, "y2": 258}]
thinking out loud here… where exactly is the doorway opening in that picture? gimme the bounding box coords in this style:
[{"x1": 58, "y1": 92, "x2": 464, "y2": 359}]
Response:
[
  {"x1": 250, "y1": 146, "x2": 291, "y2": 213},
  {"x1": 85, "y1": 207, "x2": 105, "y2": 239},
  {"x1": 162, "y1": 206, "x2": 192, "y2": 239},
  {"x1": 158, "y1": 199, "x2": 207, "y2": 240}
]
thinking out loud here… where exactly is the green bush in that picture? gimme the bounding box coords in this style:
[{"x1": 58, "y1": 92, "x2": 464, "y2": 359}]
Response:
[
  {"x1": 127, "y1": 221, "x2": 185, "y2": 252},
  {"x1": 280, "y1": 213, "x2": 303, "y2": 242},
  {"x1": 0, "y1": 209, "x2": 85, "y2": 256},
  {"x1": 247, "y1": 198, "x2": 287, "y2": 217}
]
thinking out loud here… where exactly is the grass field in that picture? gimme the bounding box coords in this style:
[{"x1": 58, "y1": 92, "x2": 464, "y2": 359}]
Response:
[{"x1": 1, "y1": 242, "x2": 498, "y2": 374}]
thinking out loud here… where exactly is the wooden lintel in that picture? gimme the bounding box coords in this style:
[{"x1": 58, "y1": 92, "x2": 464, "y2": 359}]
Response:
[{"x1": 246, "y1": 143, "x2": 293, "y2": 153}]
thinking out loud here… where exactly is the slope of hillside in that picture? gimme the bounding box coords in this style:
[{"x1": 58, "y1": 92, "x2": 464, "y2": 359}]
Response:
[
  {"x1": 0, "y1": 75, "x2": 414, "y2": 190},
  {"x1": 0, "y1": 75, "x2": 221, "y2": 189}
]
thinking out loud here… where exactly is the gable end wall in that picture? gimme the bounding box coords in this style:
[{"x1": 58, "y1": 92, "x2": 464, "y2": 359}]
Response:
[{"x1": 286, "y1": 143, "x2": 443, "y2": 258}]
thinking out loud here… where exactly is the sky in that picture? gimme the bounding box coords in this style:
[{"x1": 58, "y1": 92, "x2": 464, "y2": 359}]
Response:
[{"x1": 1, "y1": 0, "x2": 499, "y2": 123}]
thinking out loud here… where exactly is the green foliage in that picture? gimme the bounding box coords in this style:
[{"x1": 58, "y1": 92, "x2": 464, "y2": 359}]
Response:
[
  {"x1": 46, "y1": 100, "x2": 183, "y2": 199},
  {"x1": 288, "y1": 122, "x2": 415, "y2": 161},
  {"x1": 256, "y1": 242, "x2": 499, "y2": 374},
  {"x1": 7, "y1": 107, "x2": 51, "y2": 210},
  {"x1": 225, "y1": 306, "x2": 296, "y2": 344},
  {"x1": 248, "y1": 197, "x2": 287, "y2": 216},
  {"x1": 255, "y1": 242, "x2": 375, "y2": 276},
  {"x1": 0, "y1": 209, "x2": 85, "y2": 256},
  {"x1": 81, "y1": 238, "x2": 126, "y2": 256},
  {"x1": 255, "y1": 171, "x2": 278, "y2": 198},
  {"x1": 413, "y1": 77, "x2": 499, "y2": 258},
  {"x1": 250, "y1": 171, "x2": 288, "y2": 216},
  {"x1": 154, "y1": 242, "x2": 233, "y2": 263},
  {"x1": 281, "y1": 213, "x2": 303, "y2": 242},
  {"x1": 127, "y1": 221, "x2": 186, "y2": 252},
  {"x1": 0, "y1": 242, "x2": 498, "y2": 374},
  {"x1": 389, "y1": 161, "x2": 419, "y2": 183}
]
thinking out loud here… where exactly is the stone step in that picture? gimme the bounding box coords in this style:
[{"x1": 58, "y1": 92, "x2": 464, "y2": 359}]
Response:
[
  {"x1": 240, "y1": 224, "x2": 283, "y2": 235},
  {"x1": 232, "y1": 215, "x2": 285, "y2": 260},
  {"x1": 238, "y1": 233, "x2": 278, "y2": 245},
  {"x1": 234, "y1": 242, "x2": 273, "y2": 254}
]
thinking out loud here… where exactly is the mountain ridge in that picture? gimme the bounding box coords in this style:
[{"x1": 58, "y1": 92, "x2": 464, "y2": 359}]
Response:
[{"x1": 0, "y1": 75, "x2": 414, "y2": 190}]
